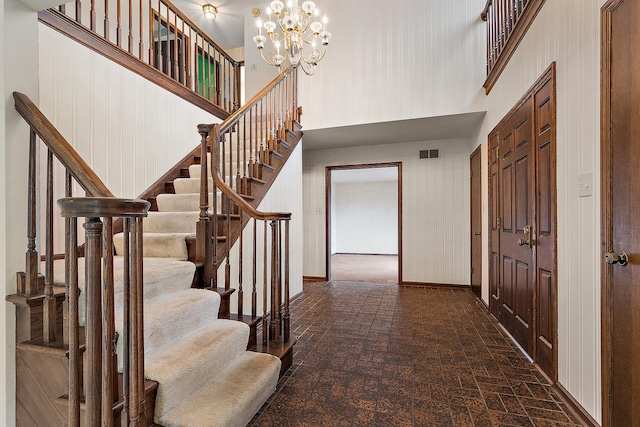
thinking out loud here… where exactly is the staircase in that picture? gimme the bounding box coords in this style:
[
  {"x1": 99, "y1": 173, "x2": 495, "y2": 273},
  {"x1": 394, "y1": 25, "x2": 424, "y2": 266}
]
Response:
[{"x1": 7, "y1": 66, "x2": 302, "y2": 427}]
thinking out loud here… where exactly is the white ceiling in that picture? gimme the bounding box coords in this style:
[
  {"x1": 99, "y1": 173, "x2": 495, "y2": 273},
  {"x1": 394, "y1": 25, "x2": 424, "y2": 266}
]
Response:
[
  {"x1": 302, "y1": 112, "x2": 486, "y2": 151},
  {"x1": 332, "y1": 167, "x2": 398, "y2": 184}
]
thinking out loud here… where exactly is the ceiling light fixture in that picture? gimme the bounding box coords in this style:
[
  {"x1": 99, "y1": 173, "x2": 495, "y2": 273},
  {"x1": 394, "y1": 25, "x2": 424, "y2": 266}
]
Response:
[
  {"x1": 203, "y1": 4, "x2": 217, "y2": 20},
  {"x1": 253, "y1": 0, "x2": 331, "y2": 76}
]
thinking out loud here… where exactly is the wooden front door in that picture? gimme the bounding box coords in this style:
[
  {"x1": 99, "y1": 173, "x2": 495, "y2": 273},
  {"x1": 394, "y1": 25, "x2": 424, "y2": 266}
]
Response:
[
  {"x1": 488, "y1": 65, "x2": 557, "y2": 380},
  {"x1": 497, "y1": 99, "x2": 535, "y2": 355},
  {"x1": 602, "y1": 0, "x2": 640, "y2": 424},
  {"x1": 470, "y1": 146, "x2": 482, "y2": 298}
]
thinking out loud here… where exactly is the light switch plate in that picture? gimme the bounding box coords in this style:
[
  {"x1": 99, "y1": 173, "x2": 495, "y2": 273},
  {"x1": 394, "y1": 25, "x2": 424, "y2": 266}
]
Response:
[{"x1": 578, "y1": 172, "x2": 593, "y2": 197}]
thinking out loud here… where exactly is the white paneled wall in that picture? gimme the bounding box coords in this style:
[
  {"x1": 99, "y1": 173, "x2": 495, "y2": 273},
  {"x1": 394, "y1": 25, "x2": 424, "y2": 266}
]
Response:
[
  {"x1": 472, "y1": 0, "x2": 606, "y2": 421},
  {"x1": 333, "y1": 181, "x2": 398, "y2": 255},
  {"x1": 303, "y1": 138, "x2": 470, "y2": 285},
  {"x1": 38, "y1": 23, "x2": 221, "y2": 251},
  {"x1": 223, "y1": 144, "x2": 304, "y2": 316},
  {"x1": 293, "y1": 0, "x2": 487, "y2": 131}
]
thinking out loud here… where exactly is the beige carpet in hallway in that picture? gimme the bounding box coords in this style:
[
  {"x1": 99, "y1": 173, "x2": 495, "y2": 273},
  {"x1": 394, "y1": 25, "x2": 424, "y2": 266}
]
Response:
[{"x1": 330, "y1": 254, "x2": 398, "y2": 283}]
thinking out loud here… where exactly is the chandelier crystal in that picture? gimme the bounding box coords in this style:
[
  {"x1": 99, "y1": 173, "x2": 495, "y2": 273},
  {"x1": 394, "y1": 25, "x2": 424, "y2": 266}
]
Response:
[{"x1": 253, "y1": 0, "x2": 331, "y2": 76}]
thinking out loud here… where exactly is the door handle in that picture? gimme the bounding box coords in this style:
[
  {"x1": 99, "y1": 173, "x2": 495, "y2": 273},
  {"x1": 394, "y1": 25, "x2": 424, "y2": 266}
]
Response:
[
  {"x1": 474, "y1": 232, "x2": 481, "y2": 237},
  {"x1": 517, "y1": 225, "x2": 532, "y2": 248},
  {"x1": 605, "y1": 250, "x2": 629, "y2": 266}
]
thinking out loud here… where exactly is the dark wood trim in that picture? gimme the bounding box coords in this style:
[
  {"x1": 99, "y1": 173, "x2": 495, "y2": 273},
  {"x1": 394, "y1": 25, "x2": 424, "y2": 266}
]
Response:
[
  {"x1": 38, "y1": 9, "x2": 230, "y2": 121},
  {"x1": 325, "y1": 162, "x2": 403, "y2": 284},
  {"x1": 401, "y1": 282, "x2": 471, "y2": 289},
  {"x1": 600, "y1": 1, "x2": 623, "y2": 425},
  {"x1": 555, "y1": 382, "x2": 601, "y2": 427},
  {"x1": 303, "y1": 276, "x2": 327, "y2": 283},
  {"x1": 470, "y1": 144, "x2": 482, "y2": 298},
  {"x1": 483, "y1": 0, "x2": 547, "y2": 94}
]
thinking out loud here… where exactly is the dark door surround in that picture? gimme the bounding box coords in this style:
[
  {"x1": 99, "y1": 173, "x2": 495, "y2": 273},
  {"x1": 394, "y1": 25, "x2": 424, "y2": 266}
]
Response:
[
  {"x1": 325, "y1": 163, "x2": 403, "y2": 284},
  {"x1": 470, "y1": 146, "x2": 483, "y2": 298}
]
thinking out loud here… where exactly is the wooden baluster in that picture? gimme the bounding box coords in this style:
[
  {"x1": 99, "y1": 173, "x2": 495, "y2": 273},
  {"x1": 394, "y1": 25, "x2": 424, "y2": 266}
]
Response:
[
  {"x1": 67, "y1": 212, "x2": 80, "y2": 427},
  {"x1": 284, "y1": 219, "x2": 290, "y2": 342},
  {"x1": 115, "y1": 0, "x2": 121, "y2": 47},
  {"x1": 43, "y1": 149, "x2": 56, "y2": 343},
  {"x1": 127, "y1": 0, "x2": 132, "y2": 52},
  {"x1": 269, "y1": 220, "x2": 277, "y2": 342},
  {"x1": 24, "y1": 128, "x2": 38, "y2": 296},
  {"x1": 181, "y1": 18, "x2": 187, "y2": 86},
  {"x1": 164, "y1": 12, "x2": 170, "y2": 75},
  {"x1": 74, "y1": 0, "x2": 81, "y2": 24},
  {"x1": 90, "y1": 0, "x2": 96, "y2": 32},
  {"x1": 491, "y1": 1, "x2": 497, "y2": 70},
  {"x1": 262, "y1": 220, "x2": 268, "y2": 344},
  {"x1": 84, "y1": 217, "x2": 103, "y2": 427},
  {"x1": 173, "y1": 10, "x2": 179, "y2": 80},
  {"x1": 238, "y1": 210, "x2": 243, "y2": 317},
  {"x1": 128, "y1": 216, "x2": 142, "y2": 426},
  {"x1": 225, "y1": 197, "x2": 231, "y2": 290},
  {"x1": 249, "y1": 107, "x2": 254, "y2": 179},
  {"x1": 138, "y1": 0, "x2": 143, "y2": 60},
  {"x1": 252, "y1": 218, "x2": 257, "y2": 319},
  {"x1": 134, "y1": 216, "x2": 146, "y2": 423},
  {"x1": 122, "y1": 218, "x2": 131, "y2": 423},
  {"x1": 102, "y1": 216, "x2": 115, "y2": 426},
  {"x1": 243, "y1": 113, "x2": 247, "y2": 180},
  {"x1": 276, "y1": 220, "x2": 282, "y2": 341},
  {"x1": 104, "y1": 0, "x2": 110, "y2": 40},
  {"x1": 63, "y1": 171, "x2": 72, "y2": 346}
]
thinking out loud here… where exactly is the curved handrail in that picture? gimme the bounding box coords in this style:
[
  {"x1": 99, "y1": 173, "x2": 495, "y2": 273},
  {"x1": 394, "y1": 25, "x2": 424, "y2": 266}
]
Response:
[
  {"x1": 219, "y1": 66, "x2": 296, "y2": 135},
  {"x1": 210, "y1": 124, "x2": 291, "y2": 221},
  {"x1": 13, "y1": 92, "x2": 113, "y2": 198},
  {"x1": 481, "y1": 0, "x2": 492, "y2": 21}
]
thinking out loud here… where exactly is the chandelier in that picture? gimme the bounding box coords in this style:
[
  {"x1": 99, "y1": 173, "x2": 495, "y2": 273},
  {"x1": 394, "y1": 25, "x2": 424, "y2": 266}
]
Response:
[{"x1": 253, "y1": 0, "x2": 332, "y2": 76}]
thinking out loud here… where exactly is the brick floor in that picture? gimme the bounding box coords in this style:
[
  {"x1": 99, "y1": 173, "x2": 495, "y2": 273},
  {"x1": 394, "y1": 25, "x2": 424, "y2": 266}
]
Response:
[{"x1": 249, "y1": 281, "x2": 584, "y2": 426}]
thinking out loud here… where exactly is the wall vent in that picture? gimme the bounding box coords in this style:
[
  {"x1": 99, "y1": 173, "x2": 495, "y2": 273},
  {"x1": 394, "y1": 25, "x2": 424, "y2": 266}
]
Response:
[{"x1": 419, "y1": 149, "x2": 439, "y2": 159}]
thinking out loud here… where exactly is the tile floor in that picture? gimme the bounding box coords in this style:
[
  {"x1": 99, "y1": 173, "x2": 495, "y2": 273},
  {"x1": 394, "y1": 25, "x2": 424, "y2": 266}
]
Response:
[{"x1": 249, "y1": 281, "x2": 584, "y2": 426}]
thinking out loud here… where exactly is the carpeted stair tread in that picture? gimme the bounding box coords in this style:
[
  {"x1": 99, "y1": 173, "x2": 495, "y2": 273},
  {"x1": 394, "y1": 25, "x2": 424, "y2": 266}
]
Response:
[
  {"x1": 114, "y1": 232, "x2": 192, "y2": 260},
  {"x1": 45, "y1": 257, "x2": 195, "y2": 323},
  {"x1": 138, "y1": 289, "x2": 222, "y2": 354},
  {"x1": 145, "y1": 320, "x2": 250, "y2": 420},
  {"x1": 156, "y1": 193, "x2": 222, "y2": 212},
  {"x1": 173, "y1": 177, "x2": 214, "y2": 194},
  {"x1": 157, "y1": 351, "x2": 281, "y2": 427},
  {"x1": 144, "y1": 211, "x2": 199, "y2": 233}
]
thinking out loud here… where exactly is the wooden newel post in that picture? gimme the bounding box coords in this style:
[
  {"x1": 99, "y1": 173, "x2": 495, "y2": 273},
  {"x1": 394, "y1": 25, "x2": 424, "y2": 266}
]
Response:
[
  {"x1": 197, "y1": 124, "x2": 213, "y2": 287},
  {"x1": 84, "y1": 217, "x2": 104, "y2": 427},
  {"x1": 24, "y1": 128, "x2": 39, "y2": 296}
]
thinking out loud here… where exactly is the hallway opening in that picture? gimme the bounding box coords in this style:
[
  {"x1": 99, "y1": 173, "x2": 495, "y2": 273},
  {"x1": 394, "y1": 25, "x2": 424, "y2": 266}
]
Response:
[{"x1": 325, "y1": 164, "x2": 402, "y2": 284}]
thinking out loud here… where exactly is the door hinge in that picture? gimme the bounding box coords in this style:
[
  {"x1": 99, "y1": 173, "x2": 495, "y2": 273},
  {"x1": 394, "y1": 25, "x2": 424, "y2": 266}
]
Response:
[
  {"x1": 497, "y1": 217, "x2": 501, "y2": 228},
  {"x1": 470, "y1": 267, "x2": 474, "y2": 274},
  {"x1": 497, "y1": 286, "x2": 501, "y2": 299}
]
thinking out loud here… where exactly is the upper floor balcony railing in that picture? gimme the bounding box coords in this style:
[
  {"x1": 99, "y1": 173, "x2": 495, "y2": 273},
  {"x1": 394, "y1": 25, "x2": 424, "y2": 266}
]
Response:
[
  {"x1": 45, "y1": 0, "x2": 241, "y2": 115},
  {"x1": 481, "y1": 0, "x2": 546, "y2": 93}
]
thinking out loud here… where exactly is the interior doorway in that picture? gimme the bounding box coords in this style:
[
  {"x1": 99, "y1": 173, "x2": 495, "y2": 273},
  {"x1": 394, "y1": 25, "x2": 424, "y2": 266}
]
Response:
[{"x1": 325, "y1": 163, "x2": 402, "y2": 284}]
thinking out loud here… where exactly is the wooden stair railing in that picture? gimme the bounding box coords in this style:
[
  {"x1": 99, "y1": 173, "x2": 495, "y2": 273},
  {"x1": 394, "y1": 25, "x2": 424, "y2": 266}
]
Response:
[
  {"x1": 201, "y1": 122, "x2": 292, "y2": 352},
  {"x1": 8, "y1": 92, "x2": 153, "y2": 426},
  {"x1": 193, "y1": 65, "x2": 299, "y2": 350},
  {"x1": 41, "y1": 0, "x2": 240, "y2": 117}
]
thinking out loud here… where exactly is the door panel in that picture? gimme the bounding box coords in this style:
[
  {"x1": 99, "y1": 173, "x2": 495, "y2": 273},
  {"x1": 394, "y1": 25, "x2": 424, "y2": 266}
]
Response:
[
  {"x1": 534, "y1": 78, "x2": 556, "y2": 380},
  {"x1": 605, "y1": 0, "x2": 640, "y2": 423},
  {"x1": 489, "y1": 134, "x2": 500, "y2": 316},
  {"x1": 498, "y1": 100, "x2": 535, "y2": 356}
]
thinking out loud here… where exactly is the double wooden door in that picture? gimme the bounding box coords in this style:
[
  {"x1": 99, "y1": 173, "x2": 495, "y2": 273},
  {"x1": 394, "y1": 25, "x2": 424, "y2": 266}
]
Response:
[{"x1": 489, "y1": 66, "x2": 557, "y2": 381}]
